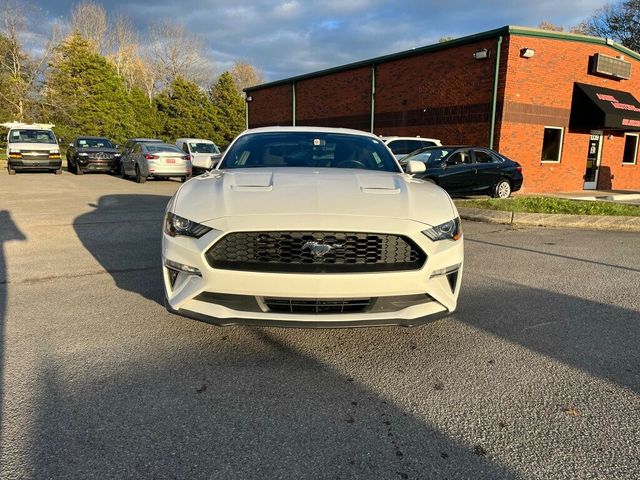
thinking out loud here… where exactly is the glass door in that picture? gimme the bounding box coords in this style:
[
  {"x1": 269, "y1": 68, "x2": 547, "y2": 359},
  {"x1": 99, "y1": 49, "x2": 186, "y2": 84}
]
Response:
[{"x1": 583, "y1": 132, "x2": 602, "y2": 190}]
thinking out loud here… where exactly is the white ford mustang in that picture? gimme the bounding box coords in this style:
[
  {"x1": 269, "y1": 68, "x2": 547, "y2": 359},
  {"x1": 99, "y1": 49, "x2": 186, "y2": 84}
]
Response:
[{"x1": 162, "y1": 127, "x2": 463, "y2": 327}]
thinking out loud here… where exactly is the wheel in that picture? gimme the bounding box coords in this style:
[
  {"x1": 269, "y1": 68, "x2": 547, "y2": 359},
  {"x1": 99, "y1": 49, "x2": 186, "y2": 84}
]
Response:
[
  {"x1": 75, "y1": 162, "x2": 83, "y2": 175},
  {"x1": 135, "y1": 165, "x2": 146, "y2": 184},
  {"x1": 8, "y1": 167, "x2": 16, "y2": 175},
  {"x1": 54, "y1": 168, "x2": 62, "y2": 175},
  {"x1": 494, "y1": 179, "x2": 511, "y2": 198},
  {"x1": 181, "y1": 175, "x2": 191, "y2": 183},
  {"x1": 120, "y1": 163, "x2": 128, "y2": 179}
]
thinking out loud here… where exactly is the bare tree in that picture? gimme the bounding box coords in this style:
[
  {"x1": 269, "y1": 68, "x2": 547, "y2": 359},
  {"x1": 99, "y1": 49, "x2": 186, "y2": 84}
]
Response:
[
  {"x1": 0, "y1": 0, "x2": 58, "y2": 121},
  {"x1": 148, "y1": 20, "x2": 213, "y2": 88},
  {"x1": 585, "y1": 1, "x2": 640, "y2": 51},
  {"x1": 538, "y1": 20, "x2": 589, "y2": 34},
  {"x1": 70, "y1": 0, "x2": 108, "y2": 53},
  {"x1": 229, "y1": 61, "x2": 264, "y2": 92}
]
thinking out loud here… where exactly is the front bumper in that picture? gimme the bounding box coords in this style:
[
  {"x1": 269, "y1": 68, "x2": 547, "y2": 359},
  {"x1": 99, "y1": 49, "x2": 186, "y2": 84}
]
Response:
[
  {"x1": 162, "y1": 215, "x2": 464, "y2": 327},
  {"x1": 77, "y1": 159, "x2": 117, "y2": 170},
  {"x1": 9, "y1": 158, "x2": 62, "y2": 170}
]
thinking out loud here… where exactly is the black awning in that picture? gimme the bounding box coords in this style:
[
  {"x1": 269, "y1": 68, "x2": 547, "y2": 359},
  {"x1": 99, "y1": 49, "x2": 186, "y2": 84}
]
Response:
[{"x1": 570, "y1": 82, "x2": 640, "y2": 131}]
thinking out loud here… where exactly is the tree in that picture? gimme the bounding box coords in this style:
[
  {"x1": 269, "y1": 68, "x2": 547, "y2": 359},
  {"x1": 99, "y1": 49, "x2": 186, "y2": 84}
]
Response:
[
  {"x1": 585, "y1": 1, "x2": 640, "y2": 51},
  {"x1": 45, "y1": 33, "x2": 137, "y2": 144},
  {"x1": 70, "y1": 0, "x2": 108, "y2": 53},
  {"x1": 155, "y1": 77, "x2": 223, "y2": 144},
  {"x1": 229, "y1": 61, "x2": 264, "y2": 93},
  {"x1": 0, "y1": 0, "x2": 56, "y2": 121},
  {"x1": 210, "y1": 71, "x2": 245, "y2": 146},
  {"x1": 148, "y1": 21, "x2": 213, "y2": 89},
  {"x1": 538, "y1": 20, "x2": 589, "y2": 34}
]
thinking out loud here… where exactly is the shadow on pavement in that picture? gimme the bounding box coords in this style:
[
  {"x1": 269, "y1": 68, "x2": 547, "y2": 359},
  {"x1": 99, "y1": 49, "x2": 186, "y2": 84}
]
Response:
[
  {"x1": 73, "y1": 194, "x2": 172, "y2": 305},
  {"x1": 0, "y1": 211, "x2": 26, "y2": 461},
  {"x1": 27, "y1": 325, "x2": 519, "y2": 479}
]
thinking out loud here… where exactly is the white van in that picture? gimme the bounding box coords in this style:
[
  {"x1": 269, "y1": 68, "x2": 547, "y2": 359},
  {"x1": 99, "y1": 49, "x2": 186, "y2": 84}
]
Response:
[
  {"x1": 3, "y1": 122, "x2": 62, "y2": 175},
  {"x1": 175, "y1": 138, "x2": 222, "y2": 173}
]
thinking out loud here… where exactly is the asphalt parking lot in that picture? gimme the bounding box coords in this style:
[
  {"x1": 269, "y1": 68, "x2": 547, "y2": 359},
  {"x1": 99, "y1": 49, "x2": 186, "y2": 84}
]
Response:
[{"x1": 0, "y1": 170, "x2": 639, "y2": 480}]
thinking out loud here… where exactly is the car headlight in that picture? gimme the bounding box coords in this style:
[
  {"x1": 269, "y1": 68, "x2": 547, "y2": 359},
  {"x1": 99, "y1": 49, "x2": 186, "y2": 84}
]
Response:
[
  {"x1": 78, "y1": 152, "x2": 88, "y2": 156},
  {"x1": 114, "y1": 153, "x2": 121, "y2": 157},
  {"x1": 422, "y1": 217, "x2": 462, "y2": 241},
  {"x1": 164, "y1": 212, "x2": 212, "y2": 238}
]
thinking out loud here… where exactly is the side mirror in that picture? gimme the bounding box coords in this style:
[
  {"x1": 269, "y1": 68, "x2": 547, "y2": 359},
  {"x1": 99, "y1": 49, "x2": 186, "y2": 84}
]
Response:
[
  {"x1": 68, "y1": 143, "x2": 74, "y2": 148},
  {"x1": 406, "y1": 160, "x2": 426, "y2": 175},
  {"x1": 115, "y1": 145, "x2": 119, "y2": 149}
]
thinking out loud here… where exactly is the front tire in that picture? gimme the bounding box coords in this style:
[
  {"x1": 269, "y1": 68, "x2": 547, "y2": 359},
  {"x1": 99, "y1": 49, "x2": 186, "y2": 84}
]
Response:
[
  {"x1": 494, "y1": 179, "x2": 511, "y2": 199},
  {"x1": 54, "y1": 168, "x2": 62, "y2": 175},
  {"x1": 135, "y1": 165, "x2": 146, "y2": 184},
  {"x1": 75, "y1": 162, "x2": 83, "y2": 175},
  {"x1": 120, "y1": 163, "x2": 128, "y2": 179},
  {"x1": 8, "y1": 167, "x2": 16, "y2": 175}
]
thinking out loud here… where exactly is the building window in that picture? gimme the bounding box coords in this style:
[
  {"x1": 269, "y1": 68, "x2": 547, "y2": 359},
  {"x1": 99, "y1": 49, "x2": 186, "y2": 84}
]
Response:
[
  {"x1": 541, "y1": 127, "x2": 564, "y2": 163},
  {"x1": 622, "y1": 134, "x2": 638, "y2": 164}
]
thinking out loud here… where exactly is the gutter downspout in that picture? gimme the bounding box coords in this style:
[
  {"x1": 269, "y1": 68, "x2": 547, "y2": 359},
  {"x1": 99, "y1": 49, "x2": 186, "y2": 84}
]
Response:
[
  {"x1": 292, "y1": 82, "x2": 296, "y2": 126},
  {"x1": 370, "y1": 64, "x2": 376, "y2": 133},
  {"x1": 489, "y1": 35, "x2": 503, "y2": 149},
  {"x1": 245, "y1": 96, "x2": 249, "y2": 130}
]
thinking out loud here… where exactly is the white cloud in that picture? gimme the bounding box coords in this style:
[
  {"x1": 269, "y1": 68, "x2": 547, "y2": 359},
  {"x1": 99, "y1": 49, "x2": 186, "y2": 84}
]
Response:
[{"x1": 34, "y1": 0, "x2": 606, "y2": 81}]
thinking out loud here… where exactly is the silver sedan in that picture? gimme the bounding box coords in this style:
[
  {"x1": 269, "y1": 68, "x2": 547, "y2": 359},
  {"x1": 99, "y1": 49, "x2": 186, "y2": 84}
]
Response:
[{"x1": 121, "y1": 142, "x2": 192, "y2": 183}]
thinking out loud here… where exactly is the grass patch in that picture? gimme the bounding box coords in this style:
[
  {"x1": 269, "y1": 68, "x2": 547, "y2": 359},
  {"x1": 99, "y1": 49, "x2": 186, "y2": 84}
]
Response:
[{"x1": 455, "y1": 196, "x2": 640, "y2": 217}]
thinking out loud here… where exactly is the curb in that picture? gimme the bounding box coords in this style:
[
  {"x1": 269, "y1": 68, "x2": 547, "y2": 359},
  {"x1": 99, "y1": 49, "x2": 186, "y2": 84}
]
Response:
[{"x1": 458, "y1": 207, "x2": 640, "y2": 232}]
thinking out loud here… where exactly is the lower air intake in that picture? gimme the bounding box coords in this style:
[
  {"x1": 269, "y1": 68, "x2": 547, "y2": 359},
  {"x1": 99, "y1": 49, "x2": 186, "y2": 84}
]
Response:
[{"x1": 263, "y1": 297, "x2": 371, "y2": 314}]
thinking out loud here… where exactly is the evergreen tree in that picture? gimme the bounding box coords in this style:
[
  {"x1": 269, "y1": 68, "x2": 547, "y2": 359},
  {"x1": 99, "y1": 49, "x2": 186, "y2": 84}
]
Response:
[
  {"x1": 210, "y1": 71, "x2": 245, "y2": 147},
  {"x1": 45, "y1": 33, "x2": 137, "y2": 144},
  {"x1": 155, "y1": 77, "x2": 223, "y2": 144}
]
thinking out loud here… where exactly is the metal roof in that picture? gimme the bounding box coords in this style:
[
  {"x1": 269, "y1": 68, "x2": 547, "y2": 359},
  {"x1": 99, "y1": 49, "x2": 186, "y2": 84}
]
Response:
[{"x1": 245, "y1": 25, "x2": 640, "y2": 93}]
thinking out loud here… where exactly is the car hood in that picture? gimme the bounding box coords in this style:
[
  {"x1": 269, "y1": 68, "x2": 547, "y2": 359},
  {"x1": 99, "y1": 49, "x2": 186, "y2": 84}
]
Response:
[
  {"x1": 173, "y1": 168, "x2": 456, "y2": 227},
  {"x1": 8, "y1": 143, "x2": 58, "y2": 151}
]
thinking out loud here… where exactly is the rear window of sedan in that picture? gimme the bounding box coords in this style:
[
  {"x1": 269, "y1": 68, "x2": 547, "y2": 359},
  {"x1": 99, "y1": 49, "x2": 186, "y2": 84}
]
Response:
[
  {"x1": 404, "y1": 147, "x2": 455, "y2": 164},
  {"x1": 145, "y1": 144, "x2": 183, "y2": 153},
  {"x1": 220, "y1": 132, "x2": 401, "y2": 172}
]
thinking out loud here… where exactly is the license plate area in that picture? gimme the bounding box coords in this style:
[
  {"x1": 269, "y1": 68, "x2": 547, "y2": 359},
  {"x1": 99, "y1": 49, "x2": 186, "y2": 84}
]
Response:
[{"x1": 165, "y1": 158, "x2": 176, "y2": 164}]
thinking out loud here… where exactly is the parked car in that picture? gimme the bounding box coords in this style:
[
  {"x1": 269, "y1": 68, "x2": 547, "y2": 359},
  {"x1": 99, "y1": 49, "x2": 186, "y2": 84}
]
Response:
[
  {"x1": 163, "y1": 126, "x2": 463, "y2": 328},
  {"x1": 176, "y1": 138, "x2": 222, "y2": 173},
  {"x1": 382, "y1": 136, "x2": 442, "y2": 161},
  {"x1": 67, "y1": 136, "x2": 120, "y2": 175},
  {"x1": 402, "y1": 146, "x2": 523, "y2": 198},
  {"x1": 120, "y1": 142, "x2": 191, "y2": 183},
  {"x1": 119, "y1": 138, "x2": 163, "y2": 174},
  {"x1": 3, "y1": 122, "x2": 62, "y2": 175}
]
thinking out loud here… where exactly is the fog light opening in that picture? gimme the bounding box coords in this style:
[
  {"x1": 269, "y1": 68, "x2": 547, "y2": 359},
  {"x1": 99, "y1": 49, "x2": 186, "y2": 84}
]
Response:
[{"x1": 446, "y1": 271, "x2": 459, "y2": 293}]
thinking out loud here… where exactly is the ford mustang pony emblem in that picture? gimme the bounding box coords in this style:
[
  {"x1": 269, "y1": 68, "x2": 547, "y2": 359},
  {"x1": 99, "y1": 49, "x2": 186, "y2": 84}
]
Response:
[{"x1": 302, "y1": 241, "x2": 342, "y2": 258}]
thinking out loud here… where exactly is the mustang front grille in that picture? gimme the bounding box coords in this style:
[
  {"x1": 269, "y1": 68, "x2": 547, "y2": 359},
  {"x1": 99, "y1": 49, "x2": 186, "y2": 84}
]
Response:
[
  {"x1": 264, "y1": 297, "x2": 371, "y2": 314},
  {"x1": 205, "y1": 231, "x2": 426, "y2": 273}
]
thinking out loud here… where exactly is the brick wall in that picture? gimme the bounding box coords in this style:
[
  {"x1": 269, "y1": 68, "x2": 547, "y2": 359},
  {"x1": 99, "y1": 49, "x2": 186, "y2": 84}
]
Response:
[
  {"x1": 374, "y1": 38, "x2": 499, "y2": 146},
  {"x1": 248, "y1": 84, "x2": 293, "y2": 128},
  {"x1": 498, "y1": 34, "x2": 640, "y2": 192},
  {"x1": 296, "y1": 67, "x2": 371, "y2": 130}
]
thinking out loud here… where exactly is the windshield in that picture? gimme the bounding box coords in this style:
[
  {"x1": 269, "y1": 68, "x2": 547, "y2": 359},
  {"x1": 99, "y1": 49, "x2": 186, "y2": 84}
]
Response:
[
  {"x1": 78, "y1": 138, "x2": 113, "y2": 149},
  {"x1": 220, "y1": 132, "x2": 401, "y2": 172},
  {"x1": 146, "y1": 144, "x2": 183, "y2": 153},
  {"x1": 404, "y1": 147, "x2": 455, "y2": 164},
  {"x1": 189, "y1": 142, "x2": 220, "y2": 154},
  {"x1": 9, "y1": 129, "x2": 57, "y2": 144}
]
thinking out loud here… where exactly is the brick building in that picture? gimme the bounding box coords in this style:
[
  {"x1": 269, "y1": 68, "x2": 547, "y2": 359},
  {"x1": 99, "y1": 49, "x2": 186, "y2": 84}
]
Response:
[{"x1": 245, "y1": 26, "x2": 640, "y2": 193}]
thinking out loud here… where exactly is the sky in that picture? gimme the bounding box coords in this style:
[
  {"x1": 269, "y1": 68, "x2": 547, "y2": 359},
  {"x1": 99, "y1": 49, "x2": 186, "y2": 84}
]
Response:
[{"x1": 31, "y1": 0, "x2": 608, "y2": 82}]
